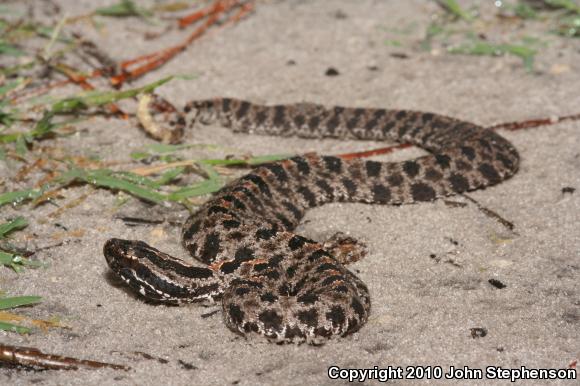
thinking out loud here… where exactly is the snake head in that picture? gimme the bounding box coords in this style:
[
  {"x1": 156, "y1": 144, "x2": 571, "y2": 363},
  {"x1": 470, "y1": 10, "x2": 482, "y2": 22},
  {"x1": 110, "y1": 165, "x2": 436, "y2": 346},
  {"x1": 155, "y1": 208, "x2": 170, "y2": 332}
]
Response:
[
  {"x1": 103, "y1": 239, "x2": 152, "y2": 287},
  {"x1": 103, "y1": 238, "x2": 176, "y2": 302},
  {"x1": 103, "y1": 238, "x2": 221, "y2": 304},
  {"x1": 103, "y1": 238, "x2": 145, "y2": 264}
]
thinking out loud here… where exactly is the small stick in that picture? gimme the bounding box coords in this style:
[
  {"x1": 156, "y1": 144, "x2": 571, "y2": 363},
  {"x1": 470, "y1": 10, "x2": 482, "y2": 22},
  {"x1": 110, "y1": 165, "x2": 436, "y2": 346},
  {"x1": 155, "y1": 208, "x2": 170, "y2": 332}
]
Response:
[
  {"x1": 10, "y1": 2, "x2": 251, "y2": 100},
  {"x1": 118, "y1": 50, "x2": 169, "y2": 70},
  {"x1": 75, "y1": 37, "x2": 119, "y2": 76},
  {"x1": 47, "y1": 190, "x2": 92, "y2": 219},
  {"x1": 178, "y1": 1, "x2": 225, "y2": 28},
  {"x1": 110, "y1": 0, "x2": 242, "y2": 86},
  {"x1": 221, "y1": 1, "x2": 254, "y2": 28},
  {"x1": 183, "y1": 1, "x2": 238, "y2": 46},
  {"x1": 338, "y1": 143, "x2": 412, "y2": 160},
  {"x1": 461, "y1": 193, "x2": 515, "y2": 231},
  {"x1": 15, "y1": 159, "x2": 47, "y2": 182},
  {"x1": 0, "y1": 343, "x2": 130, "y2": 371},
  {"x1": 131, "y1": 159, "x2": 197, "y2": 176},
  {"x1": 489, "y1": 113, "x2": 580, "y2": 131},
  {"x1": 54, "y1": 63, "x2": 126, "y2": 118},
  {"x1": 338, "y1": 112, "x2": 580, "y2": 161}
]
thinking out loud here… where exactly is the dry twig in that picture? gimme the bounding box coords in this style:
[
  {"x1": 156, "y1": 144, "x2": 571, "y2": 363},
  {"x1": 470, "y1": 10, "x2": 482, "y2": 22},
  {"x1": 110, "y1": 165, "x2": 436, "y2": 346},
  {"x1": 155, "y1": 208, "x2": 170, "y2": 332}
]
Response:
[{"x1": 0, "y1": 343, "x2": 129, "y2": 371}]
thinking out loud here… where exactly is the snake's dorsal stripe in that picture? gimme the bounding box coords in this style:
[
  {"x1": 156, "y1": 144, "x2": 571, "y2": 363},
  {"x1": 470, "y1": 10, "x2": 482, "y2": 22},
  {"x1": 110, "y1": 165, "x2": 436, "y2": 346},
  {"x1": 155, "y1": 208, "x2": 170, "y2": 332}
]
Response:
[
  {"x1": 104, "y1": 99, "x2": 519, "y2": 344},
  {"x1": 104, "y1": 239, "x2": 222, "y2": 302}
]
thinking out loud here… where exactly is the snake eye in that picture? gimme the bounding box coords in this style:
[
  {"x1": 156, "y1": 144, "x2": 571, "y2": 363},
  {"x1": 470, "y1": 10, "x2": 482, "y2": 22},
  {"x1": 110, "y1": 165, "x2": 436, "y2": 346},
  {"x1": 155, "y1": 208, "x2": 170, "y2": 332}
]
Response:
[
  {"x1": 133, "y1": 240, "x2": 151, "y2": 250},
  {"x1": 103, "y1": 238, "x2": 128, "y2": 261},
  {"x1": 104, "y1": 239, "x2": 148, "y2": 265}
]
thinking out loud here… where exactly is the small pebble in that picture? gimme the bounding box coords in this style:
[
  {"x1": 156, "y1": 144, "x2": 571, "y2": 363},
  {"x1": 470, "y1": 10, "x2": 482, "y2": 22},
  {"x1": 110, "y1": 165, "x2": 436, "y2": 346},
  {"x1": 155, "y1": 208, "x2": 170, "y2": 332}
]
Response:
[{"x1": 325, "y1": 67, "x2": 340, "y2": 76}]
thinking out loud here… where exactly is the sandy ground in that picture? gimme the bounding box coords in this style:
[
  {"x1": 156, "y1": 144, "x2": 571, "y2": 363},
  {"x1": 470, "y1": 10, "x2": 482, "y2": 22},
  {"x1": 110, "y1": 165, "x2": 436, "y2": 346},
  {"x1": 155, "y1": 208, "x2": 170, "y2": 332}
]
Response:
[{"x1": 1, "y1": 0, "x2": 579, "y2": 385}]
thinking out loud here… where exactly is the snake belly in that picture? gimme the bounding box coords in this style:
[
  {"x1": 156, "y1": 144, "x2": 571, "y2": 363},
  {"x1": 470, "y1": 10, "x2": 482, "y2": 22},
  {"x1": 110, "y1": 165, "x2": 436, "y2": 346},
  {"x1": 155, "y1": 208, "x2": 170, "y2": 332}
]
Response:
[{"x1": 103, "y1": 98, "x2": 519, "y2": 344}]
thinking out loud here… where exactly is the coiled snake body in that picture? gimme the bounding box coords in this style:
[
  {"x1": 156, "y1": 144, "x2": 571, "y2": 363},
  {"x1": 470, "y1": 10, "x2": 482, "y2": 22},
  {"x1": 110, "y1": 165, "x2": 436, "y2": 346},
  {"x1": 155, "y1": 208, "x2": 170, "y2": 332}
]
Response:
[{"x1": 104, "y1": 98, "x2": 519, "y2": 344}]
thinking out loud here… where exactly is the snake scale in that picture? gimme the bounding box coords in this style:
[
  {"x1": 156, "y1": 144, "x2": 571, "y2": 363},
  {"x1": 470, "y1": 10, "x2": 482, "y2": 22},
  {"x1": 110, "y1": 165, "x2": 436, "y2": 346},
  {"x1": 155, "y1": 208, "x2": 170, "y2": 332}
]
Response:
[{"x1": 103, "y1": 98, "x2": 519, "y2": 344}]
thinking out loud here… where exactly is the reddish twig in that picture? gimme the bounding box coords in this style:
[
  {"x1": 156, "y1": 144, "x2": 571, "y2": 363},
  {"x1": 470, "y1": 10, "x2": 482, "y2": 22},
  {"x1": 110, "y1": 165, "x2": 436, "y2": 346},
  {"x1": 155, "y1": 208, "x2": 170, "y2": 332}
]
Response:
[
  {"x1": 9, "y1": 1, "x2": 253, "y2": 102},
  {"x1": 0, "y1": 343, "x2": 129, "y2": 371},
  {"x1": 55, "y1": 63, "x2": 127, "y2": 118},
  {"x1": 461, "y1": 193, "x2": 515, "y2": 231},
  {"x1": 114, "y1": 0, "x2": 228, "y2": 73},
  {"x1": 117, "y1": 51, "x2": 167, "y2": 71},
  {"x1": 110, "y1": 0, "x2": 246, "y2": 87},
  {"x1": 489, "y1": 112, "x2": 580, "y2": 131},
  {"x1": 221, "y1": 1, "x2": 255, "y2": 28},
  {"x1": 178, "y1": 1, "x2": 224, "y2": 28},
  {"x1": 338, "y1": 112, "x2": 580, "y2": 160},
  {"x1": 338, "y1": 143, "x2": 412, "y2": 160}
]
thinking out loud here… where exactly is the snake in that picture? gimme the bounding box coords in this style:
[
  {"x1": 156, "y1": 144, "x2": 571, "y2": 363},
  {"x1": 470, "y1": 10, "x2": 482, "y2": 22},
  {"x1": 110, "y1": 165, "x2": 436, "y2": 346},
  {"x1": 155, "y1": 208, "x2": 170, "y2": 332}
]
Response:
[{"x1": 103, "y1": 98, "x2": 520, "y2": 344}]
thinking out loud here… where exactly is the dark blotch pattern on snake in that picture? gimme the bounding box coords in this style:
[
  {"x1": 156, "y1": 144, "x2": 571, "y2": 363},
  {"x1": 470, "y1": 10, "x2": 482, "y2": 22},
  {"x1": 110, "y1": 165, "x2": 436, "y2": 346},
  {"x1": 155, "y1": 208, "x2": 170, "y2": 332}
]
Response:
[{"x1": 103, "y1": 98, "x2": 519, "y2": 344}]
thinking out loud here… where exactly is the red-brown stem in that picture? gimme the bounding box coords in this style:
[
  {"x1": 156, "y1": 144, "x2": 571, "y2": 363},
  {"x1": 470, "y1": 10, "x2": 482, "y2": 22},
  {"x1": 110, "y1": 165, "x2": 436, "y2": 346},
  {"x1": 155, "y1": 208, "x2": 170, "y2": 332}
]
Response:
[
  {"x1": 110, "y1": 0, "x2": 243, "y2": 86},
  {"x1": 178, "y1": 0, "x2": 225, "y2": 28},
  {"x1": 57, "y1": 65, "x2": 126, "y2": 118},
  {"x1": 338, "y1": 143, "x2": 412, "y2": 160},
  {"x1": 490, "y1": 113, "x2": 580, "y2": 131}
]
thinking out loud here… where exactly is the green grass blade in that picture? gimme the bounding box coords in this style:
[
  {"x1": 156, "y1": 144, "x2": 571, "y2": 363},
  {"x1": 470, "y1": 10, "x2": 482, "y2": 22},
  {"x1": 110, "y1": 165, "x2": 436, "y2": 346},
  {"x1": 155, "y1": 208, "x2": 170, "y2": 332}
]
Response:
[
  {"x1": 130, "y1": 143, "x2": 221, "y2": 161},
  {"x1": 34, "y1": 25, "x2": 74, "y2": 42},
  {"x1": 0, "y1": 217, "x2": 27, "y2": 238},
  {"x1": 129, "y1": 151, "x2": 150, "y2": 160},
  {"x1": 245, "y1": 154, "x2": 293, "y2": 165},
  {"x1": 437, "y1": 0, "x2": 474, "y2": 21},
  {"x1": 0, "y1": 79, "x2": 24, "y2": 99},
  {"x1": 29, "y1": 111, "x2": 56, "y2": 138},
  {"x1": 384, "y1": 39, "x2": 403, "y2": 47},
  {"x1": 145, "y1": 143, "x2": 216, "y2": 154},
  {"x1": 0, "y1": 321, "x2": 31, "y2": 334},
  {"x1": 513, "y1": 3, "x2": 538, "y2": 19},
  {"x1": 145, "y1": 143, "x2": 191, "y2": 153},
  {"x1": 544, "y1": 0, "x2": 580, "y2": 14},
  {"x1": 499, "y1": 44, "x2": 537, "y2": 70},
  {"x1": 448, "y1": 40, "x2": 536, "y2": 70},
  {"x1": 74, "y1": 169, "x2": 165, "y2": 203},
  {"x1": 198, "y1": 153, "x2": 292, "y2": 166},
  {"x1": 0, "y1": 251, "x2": 43, "y2": 271},
  {"x1": 42, "y1": 15, "x2": 67, "y2": 61},
  {"x1": 200, "y1": 163, "x2": 220, "y2": 180},
  {"x1": 0, "y1": 188, "x2": 44, "y2": 207},
  {"x1": 94, "y1": 169, "x2": 162, "y2": 189},
  {"x1": 555, "y1": 15, "x2": 580, "y2": 37},
  {"x1": 155, "y1": 166, "x2": 185, "y2": 186},
  {"x1": 0, "y1": 295, "x2": 42, "y2": 310},
  {"x1": 0, "y1": 61, "x2": 36, "y2": 77},
  {"x1": 448, "y1": 41, "x2": 499, "y2": 56},
  {"x1": 0, "y1": 110, "x2": 16, "y2": 128},
  {"x1": 1, "y1": 167, "x2": 166, "y2": 207},
  {"x1": 0, "y1": 41, "x2": 25, "y2": 56},
  {"x1": 51, "y1": 76, "x2": 173, "y2": 113},
  {"x1": 0, "y1": 251, "x2": 21, "y2": 270},
  {"x1": 167, "y1": 179, "x2": 223, "y2": 201},
  {"x1": 95, "y1": 0, "x2": 152, "y2": 18},
  {"x1": 15, "y1": 133, "x2": 28, "y2": 154},
  {"x1": 0, "y1": 132, "x2": 23, "y2": 144},
  {"x1": 0, "y1": 115, "x2": 83, "y2": 145},
  {"x1": 167, "y1": 163, "x2": 223, "y2": 201}
]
